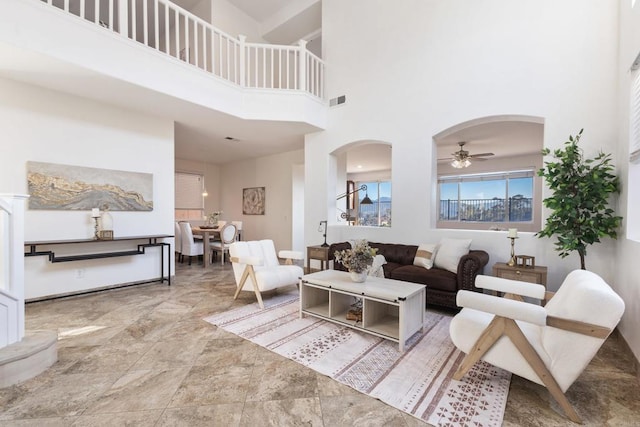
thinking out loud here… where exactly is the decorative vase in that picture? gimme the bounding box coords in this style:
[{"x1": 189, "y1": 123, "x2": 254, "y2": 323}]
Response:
[{"x1": 349, "y1": 270, "x2": 367, "y2": 283}]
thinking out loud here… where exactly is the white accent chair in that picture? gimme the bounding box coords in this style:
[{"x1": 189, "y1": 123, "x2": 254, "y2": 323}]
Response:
[
  {"x1": 229, "y1": 240, "x2": 303, "y2": 308},
  {"x1": 449, "y1": 270, "x2": 625, "y2": 423},
  {"x1": 179, "y1": 222, "x2": 204, "y2": 265},
  {"x1": 209, "y1": 223, "x2": 237, "y2": 265},
  {"x1": 174, "y1": 222, "x2": 183, "y2": 262}
]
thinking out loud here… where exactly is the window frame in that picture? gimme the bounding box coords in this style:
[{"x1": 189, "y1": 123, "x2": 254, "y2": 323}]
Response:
[
  {"x1": 355, "y1": 180, "x2": 392, "y2": 227},
  {"x1": 437, "y1": 169, "x2": 536, "y2": 230}
]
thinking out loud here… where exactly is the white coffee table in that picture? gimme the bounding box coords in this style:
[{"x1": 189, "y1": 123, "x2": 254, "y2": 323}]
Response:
[{"x1": 299, "y1": 270, "x2": 426, "y2": 351}]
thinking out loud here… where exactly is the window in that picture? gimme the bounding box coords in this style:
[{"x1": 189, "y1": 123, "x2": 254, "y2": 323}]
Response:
[
  {"x1": 175, "y1": 172, "x2": 205, "y2": 220},
  {"x1": 627, "y1": 63, "x2": 640, "y2": 240},
  {"x1": 438, "y1": 170, "x2": 534, "y2": 224},
  {"x1": 356, "y1": 181, "x2": 391, "y2": 227}
]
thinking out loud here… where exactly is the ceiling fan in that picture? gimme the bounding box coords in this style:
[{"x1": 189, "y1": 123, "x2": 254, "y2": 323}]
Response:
[{"x1": 439, "y1": 141, "x2": 494, "y2": 168}]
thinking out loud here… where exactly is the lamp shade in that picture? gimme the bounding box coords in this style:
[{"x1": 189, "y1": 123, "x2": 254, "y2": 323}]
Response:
[{"x1": 360, "y1": 193, "x2": 373, "y2": 205}]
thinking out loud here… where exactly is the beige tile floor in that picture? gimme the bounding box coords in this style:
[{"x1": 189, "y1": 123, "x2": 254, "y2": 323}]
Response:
[{"x1": 1, "y1": 260, "x2": 639, "y2": 426}]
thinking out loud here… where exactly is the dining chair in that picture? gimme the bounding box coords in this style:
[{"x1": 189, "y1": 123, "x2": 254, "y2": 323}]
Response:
[
  {"x1": 179, "y1": 222, "x2": 204, "y2": 265},
  {"x1": 174, "y1": 222, "x2": 183, "y2": 263},
  {"x1": 210, "y1": 223, "x2": 237, "y2": 265},
  {"x1": 231, "y1": 221, "x2": 243, "y2": 241}
]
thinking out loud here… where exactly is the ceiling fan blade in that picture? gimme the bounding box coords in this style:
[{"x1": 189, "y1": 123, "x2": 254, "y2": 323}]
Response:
[{"x1": 469, "y1": 152, "x2": 494, "y2": 158}]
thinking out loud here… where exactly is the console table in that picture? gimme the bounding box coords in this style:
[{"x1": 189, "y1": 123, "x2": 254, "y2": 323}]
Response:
[
  {"x1": 24, "y1": 235, "x2": 172, "y2": 286},
  {"x1": 300, "y1": 270, "x2": 426, "y2": 351}
]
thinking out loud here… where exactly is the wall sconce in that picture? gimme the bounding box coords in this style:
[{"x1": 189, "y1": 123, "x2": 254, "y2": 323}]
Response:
[
  {"x1": 336, "y1": 184, "x2": 373, "y2": 205},
  {"x1": 318, "y1": 220, "x2": 328, "y2": 247}
]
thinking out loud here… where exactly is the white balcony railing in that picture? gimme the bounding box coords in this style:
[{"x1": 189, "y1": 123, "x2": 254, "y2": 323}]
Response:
[{"x1": 39, "y1": 0, "x2": 325, "y2": 99}]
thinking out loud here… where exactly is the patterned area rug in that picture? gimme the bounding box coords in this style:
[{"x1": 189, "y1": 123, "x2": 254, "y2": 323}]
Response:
[{"x1": 204, "y1": 292, "x2": 510, "y2": 426}]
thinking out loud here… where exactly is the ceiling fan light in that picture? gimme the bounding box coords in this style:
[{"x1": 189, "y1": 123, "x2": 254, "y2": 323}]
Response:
[
  {"x1": 451, "y1": 159, "x2": 462, "y2": 168},
  {"x1": 462, "y1": 158, "x2": 472, "y2": 167}
]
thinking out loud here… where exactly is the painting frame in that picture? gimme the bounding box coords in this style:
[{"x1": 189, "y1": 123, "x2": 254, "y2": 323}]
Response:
[{"x1": 242, "y1": 187, "x2": 265, "y2": 215}]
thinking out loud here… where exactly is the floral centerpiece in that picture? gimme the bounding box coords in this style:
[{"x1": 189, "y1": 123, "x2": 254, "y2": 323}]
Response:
[
  {"x1": 206, "y1": 210, "x2": 223, "y2": 227},
  {"x1": 334, "y1": 240, "x2": 377, "y2": 282}
]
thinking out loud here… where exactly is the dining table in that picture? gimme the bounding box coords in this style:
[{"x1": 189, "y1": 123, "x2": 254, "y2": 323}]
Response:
[{"x1": 191, "y1": 226, "x2": 221, "y2": 267}]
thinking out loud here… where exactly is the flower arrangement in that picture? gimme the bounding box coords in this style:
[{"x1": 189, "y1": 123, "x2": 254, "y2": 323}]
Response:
[
  {"x1": 207, "y1": 210, "x2": 223, "y2": 226},
  {"x1": 334, "y1": 240, "x2": 377, "y2": 273}
]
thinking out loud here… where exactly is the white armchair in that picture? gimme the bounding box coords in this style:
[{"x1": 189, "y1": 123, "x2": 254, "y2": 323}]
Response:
[
  {"x1": 229, "y1": 240, "x2": 303, "y2": 308},
  {"x1": 449, "y1": 270, "x2": 625, "y2": 423}
]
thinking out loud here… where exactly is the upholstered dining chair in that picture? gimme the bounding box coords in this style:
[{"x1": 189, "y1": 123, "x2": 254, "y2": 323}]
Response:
[
  {"x1": 231, "y1": 221, "x2": 243, "y2": 241},
  {"x1": 209, "y1": 223, "x2": 237, "y2": 265},
  {"x1": 174, "y1": 222, "x2": 183, "y2": 263},
  {"x1": 179, "y1": 222, "x2": 204, "y2": 265},
  {"x1": 449, "y1": 270, "x2": 625, "y2": 423},
  {"x1": 229, "y1": 240, "x2": 303, "y2": 308}
]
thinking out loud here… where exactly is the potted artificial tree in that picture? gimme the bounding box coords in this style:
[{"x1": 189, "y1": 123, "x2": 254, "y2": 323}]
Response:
[{"x1": 537, "y1": 129, "x2": 623, "y2": 270}]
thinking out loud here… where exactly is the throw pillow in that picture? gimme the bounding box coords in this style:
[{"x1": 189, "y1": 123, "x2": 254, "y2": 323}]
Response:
[
  {"x1": 413, "y1": 243, "x2": 438, "y2": 269},
  {"x1": 368, "y1": 254, "x2": 387, "y2": 278},
  {"x1": 433, "y1": 238, "x2": 472, "y2": 273}
]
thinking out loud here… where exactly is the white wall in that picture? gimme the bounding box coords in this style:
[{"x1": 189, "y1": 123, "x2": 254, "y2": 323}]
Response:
[
  {"x1": 220, "y1": 149, "x2": 304, "y2": 253},
  {"x1": 307, "y1": 0, "x2": 621, "y2": 308},
  {"x1": 615, "y1": 0, "x2": 640, "y2": 364},
  {"x1": 0, "y1": 78, "x2": 174, "y2": 300},
  {"x1": 211, "y1": 0, "x2": 266, "y2": 42}
]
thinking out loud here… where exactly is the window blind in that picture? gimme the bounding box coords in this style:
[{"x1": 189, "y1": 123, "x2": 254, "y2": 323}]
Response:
[
  {"x1": 631, "y1": 65, "x2": 640, "y2": 164},
  {"x1": 175, "y1": 173, "x2": 204, "y2": 209}
]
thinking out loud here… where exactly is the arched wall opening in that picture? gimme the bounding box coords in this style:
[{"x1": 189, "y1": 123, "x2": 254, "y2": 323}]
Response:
[{"x1": 432, "y1": 115, "x2": 545, "y2": 233}]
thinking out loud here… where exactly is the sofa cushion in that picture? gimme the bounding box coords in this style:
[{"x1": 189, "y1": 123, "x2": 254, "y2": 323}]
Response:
[
  {"x1": 390, "y1": 265, "x2": 458, "y2": 292},
  {"x1": 434, "y1": 238, "x2": 472, "y2": 273},
  {"x1": 369, "y1": 242, "x2": 418, "y2": 265},
  {"x1": 414, "y1": 243, "x2": 438, "y2": 269}
]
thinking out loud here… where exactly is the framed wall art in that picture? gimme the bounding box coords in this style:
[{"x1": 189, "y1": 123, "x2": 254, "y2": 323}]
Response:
[
  {"x1": 27, "y1": 161, "x2": 153, "y2": 211},
  {"x1": 242, "y1": 187, "x2": 265, "y2": 215}
]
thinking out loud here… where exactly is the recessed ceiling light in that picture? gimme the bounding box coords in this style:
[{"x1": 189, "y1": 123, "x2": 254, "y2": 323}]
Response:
[{"x1": 357, "y1": 165, "x2": 363, "y2": 169}]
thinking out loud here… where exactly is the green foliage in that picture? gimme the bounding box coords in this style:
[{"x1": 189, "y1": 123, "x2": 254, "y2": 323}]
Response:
[{"x1": 537, "y1": 129, "x2": 622, "y2": 269}]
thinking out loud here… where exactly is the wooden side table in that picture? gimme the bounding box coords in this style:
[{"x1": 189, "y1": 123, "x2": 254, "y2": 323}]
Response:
[
  {"x1": 492, "y1": 262, "x2": 548, "y2": 288},
  {"x1": 307, "y1": 245, "x2": 330, "y2": 273}
]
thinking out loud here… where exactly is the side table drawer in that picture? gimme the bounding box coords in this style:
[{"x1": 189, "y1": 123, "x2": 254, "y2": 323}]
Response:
[
  {"x1": 498, "y1": 269, "x2": 540, "y2": 284},
  {"x1": 309, "y1": 247, "x2": 329, "y2": 260}
]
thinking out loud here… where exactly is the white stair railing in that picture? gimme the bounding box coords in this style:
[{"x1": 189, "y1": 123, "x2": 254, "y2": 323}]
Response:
[
  {"x1": 38, "y1": 0, "x2": 324, "y2": 99},
  {"x1": 0, "y1": 195, "x2": 28, "y2": 349}
]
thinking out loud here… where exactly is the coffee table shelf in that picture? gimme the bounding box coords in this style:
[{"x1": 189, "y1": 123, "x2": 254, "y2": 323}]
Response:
[{"x1": 300, "y1": 270, "x2": 426, "y2": 351}]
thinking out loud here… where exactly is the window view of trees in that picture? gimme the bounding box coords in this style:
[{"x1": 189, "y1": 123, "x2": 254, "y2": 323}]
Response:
[
  {"x1": 439, "y1": 171, "x2": 533, "y2": 223},
  {"x1": 357, "y1": 181, "x2": 391, "y2": 227}
]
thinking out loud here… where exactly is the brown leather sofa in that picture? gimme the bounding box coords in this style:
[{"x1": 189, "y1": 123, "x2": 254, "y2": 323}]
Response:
[{"x1": 328, "y1": 241, "x2": 489, "y2": 310}]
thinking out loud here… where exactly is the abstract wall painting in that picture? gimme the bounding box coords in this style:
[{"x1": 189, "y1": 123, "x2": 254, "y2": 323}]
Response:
[
  {"x1": 242, "y1": 187, "x2": 265, "y2": 215},
  {"x1": 27, "y1": 161, "x2": 153, "y2": 211}
]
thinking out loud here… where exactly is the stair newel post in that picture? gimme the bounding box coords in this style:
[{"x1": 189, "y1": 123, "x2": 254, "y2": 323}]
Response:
[
  {"x1": 298, "y1": 39, "x2": 307, "y2": 92},
  {"x1": 238, "y1": 34, "x2": 246, "y2": 87}
]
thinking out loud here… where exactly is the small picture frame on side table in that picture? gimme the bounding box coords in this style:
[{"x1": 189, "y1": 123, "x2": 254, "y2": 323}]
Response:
[
  {"x1": 98, "y1": 230, "x2": 114, "y2": 240},
  {"x1": 515, "y1": 255, "x2": 535, "y2": 268}
]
